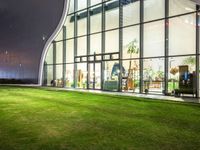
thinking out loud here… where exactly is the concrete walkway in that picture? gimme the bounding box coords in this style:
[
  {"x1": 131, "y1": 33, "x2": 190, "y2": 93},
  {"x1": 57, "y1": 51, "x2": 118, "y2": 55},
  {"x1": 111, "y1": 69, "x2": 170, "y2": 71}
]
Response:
[
  {"x1": 1, "y1": 84, "x2": 199, "y2": 103},
  {"x1": 46, "y1": 87, "x2": 200, "y2": 104}
]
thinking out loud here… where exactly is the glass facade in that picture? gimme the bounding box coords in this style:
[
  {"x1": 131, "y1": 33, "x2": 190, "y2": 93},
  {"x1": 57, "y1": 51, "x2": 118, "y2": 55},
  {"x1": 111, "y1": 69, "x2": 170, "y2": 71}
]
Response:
[{"x1": 43, "y1": 0, "x2": 200, "y2": 97}]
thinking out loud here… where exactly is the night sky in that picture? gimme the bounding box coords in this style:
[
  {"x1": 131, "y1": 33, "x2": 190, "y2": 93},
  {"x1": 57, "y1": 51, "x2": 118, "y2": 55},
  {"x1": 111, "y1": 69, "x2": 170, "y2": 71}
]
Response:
[{"x1": 0, "y1": 0, "x2": 65, "y2": 83}]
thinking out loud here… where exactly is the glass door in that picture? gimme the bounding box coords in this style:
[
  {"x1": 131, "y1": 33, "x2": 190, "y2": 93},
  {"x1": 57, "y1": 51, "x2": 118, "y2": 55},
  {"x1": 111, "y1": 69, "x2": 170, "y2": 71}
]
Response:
[
  {"x1": 95, "y1": 63, "x2": 101, "y2": 89},
  {"x1": 89, "y1": 62, "x2": 101, "y2": 90}
]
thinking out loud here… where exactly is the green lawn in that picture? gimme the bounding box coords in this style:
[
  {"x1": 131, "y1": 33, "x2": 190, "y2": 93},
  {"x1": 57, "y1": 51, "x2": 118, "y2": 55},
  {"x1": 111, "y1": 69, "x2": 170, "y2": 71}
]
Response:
[{"x1": 0, "y1": 86, "x2": 200, "y2": 150}]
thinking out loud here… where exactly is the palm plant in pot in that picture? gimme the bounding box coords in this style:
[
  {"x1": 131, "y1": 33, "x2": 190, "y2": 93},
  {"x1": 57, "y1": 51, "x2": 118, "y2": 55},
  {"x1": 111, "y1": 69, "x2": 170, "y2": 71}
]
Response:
[{"x1": 126, "y1": 39, "x2": 139, "y2": 91}]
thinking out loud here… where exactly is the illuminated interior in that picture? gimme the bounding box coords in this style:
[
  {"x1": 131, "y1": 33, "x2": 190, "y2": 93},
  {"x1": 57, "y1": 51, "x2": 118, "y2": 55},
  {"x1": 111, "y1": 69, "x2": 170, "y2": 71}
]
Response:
[{"x1": 43, "y1": 0, "x2": 200, "y2": 97}]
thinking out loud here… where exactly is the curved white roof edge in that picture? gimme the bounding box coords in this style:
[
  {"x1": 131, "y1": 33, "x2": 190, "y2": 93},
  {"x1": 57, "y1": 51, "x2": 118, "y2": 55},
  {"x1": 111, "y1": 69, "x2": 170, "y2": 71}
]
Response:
[{"x1": 38, "y1": 0, "x2": 69, "y2": 85}]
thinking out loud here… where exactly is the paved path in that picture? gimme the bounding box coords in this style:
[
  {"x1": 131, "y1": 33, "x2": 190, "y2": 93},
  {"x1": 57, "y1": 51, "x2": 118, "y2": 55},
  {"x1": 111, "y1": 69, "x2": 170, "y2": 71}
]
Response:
[
  {"x1": 1, "y1": 84, "x2": 199, "y2": 103},
  {"x1": 46, "y1": 87, "x2": 200, "y2": 104}
]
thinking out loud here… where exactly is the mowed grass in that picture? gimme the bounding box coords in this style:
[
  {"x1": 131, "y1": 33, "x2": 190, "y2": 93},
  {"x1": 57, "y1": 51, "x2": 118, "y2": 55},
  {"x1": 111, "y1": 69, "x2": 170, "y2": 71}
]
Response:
[{"x1": 0, "y1": 86, "x2": 200, "y2": 150}]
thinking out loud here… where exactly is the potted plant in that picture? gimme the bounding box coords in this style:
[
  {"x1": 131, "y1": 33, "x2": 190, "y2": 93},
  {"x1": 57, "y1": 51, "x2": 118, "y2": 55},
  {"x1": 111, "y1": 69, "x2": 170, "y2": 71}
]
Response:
[
  {"x1": 126, "y1": 39, "x2": 139, "y2": 91},
  {"x1": 127, "y1": 39, "x2": 139, "y2": 70}
]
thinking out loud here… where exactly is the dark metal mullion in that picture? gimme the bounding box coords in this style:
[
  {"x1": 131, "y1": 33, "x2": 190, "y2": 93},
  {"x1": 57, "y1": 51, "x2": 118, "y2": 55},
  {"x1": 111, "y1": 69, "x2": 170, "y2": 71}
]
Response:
[
  {"x1": 101, "y1": 0, "x2": 105, "y2": 90},
  {"x1": 139, "y1": 0, "x2": 144, "y2": 93},
  {"x1": 196, "y1": 5, "x2": 200, "y2": 97},
  {"x1": 43, "y1": 62, "x2": 47, "y2": 86},
  {"x1": 53, "y1": 42, "x2": 57, "y2": 81},
  {"x1": 74, "y1": 0, "x2": 78, "y2": 88},
  {"x1": 60, "y1": 11, "x2": 200, "y2": 43},
  {"x1": 63, "y1": 26, "x2": 67, "y2": 87},
  {"x1": 119, "y1": 0, "x2": 123, "y2": 92},
  {"x1": 93, "y1": 62, "x2": 95, "y2": 89},
  {"x1": 68, "y1": 0, "x2": 112, "y2": 16},
  {"x1": 164, "y1": 0, "x2": 169, "y2": 95},
  {"x1": 87, "y1": 0, "x2": 91, "y2": 89}
]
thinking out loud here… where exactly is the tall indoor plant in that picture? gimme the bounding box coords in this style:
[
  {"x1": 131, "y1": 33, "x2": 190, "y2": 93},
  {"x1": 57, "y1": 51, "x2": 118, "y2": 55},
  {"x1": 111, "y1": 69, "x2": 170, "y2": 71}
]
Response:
[{"x1": 125, "y1": 39, "x2": 139, "y2": 90}]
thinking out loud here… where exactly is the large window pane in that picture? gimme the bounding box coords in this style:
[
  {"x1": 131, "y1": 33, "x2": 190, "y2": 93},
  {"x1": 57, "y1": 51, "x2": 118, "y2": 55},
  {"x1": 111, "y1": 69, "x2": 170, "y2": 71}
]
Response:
[
  {"x1": 77, "y1": 36, "x2": 87, "y2": 56},
  {"x1": 199, "y1": 15, "x2": 200, "y2": 54},
  {"x1": 144, "y1": 21, "x2": 165, "y2": 57},
  {"x1": 123, "y1": 0, "x2": 139, "y2": 26},
  {"x1": 169, "y1": 14, "x2": 196, "y2": 56},
  {"x1": 45, "y1": 44, "x2": 53, "y2": 64},
  {"x1": 56, "y1": 42, "x2": 63, "y2": 64},
  {"x1": 76, "y1": 63, "x2": 87, "y2": 88},
  {"x1": 169, "y1": 0, "x2": 197, "y2": 17},
  {"x1": 168, "y1": 56, "x2": 196, "y2": 97},
  {"x1": 144, "y1": 0, "x2": 165, "y2": 22},
  {"x1": 46, "y1": 65, "x2": 53, "y2": 86},
  {"x1": 55, "y1": 65, "x2": 63, "y2": 87},
  {"x1": 65, "y1": 64, "x2": 74, "y2": 88},
  {"x1": 77, "y1": 11, "x2": 87, "y2": 36},
  {"x1": 65, "y1": 15, "x2": 74, "y2": 39},
  {"x1": 105, "y1": 1, "x2": 119, "y2": 30},
  {"x1": 103, "y1": 61, "x2": 119, "y2": 91},
  {"x1": 56, "y1": 65, "x2": 63, "y2": 79},
  {"x1": 88, "y1": 62, "x2": 101, "y2": 89},
  {"x1": 199, "y1": 56, "x2": 200, "y2": 95},
  {"x1": 123, "y1": 26, "x2": 140, "y2": 59},
  {"x1": 122, "y1": 60, "x2": 140, "y2": 93},
  {"x1": 105, "y1": 30, "x2": 119, "y2": 53},
  {"x1": 55, "y1": 30, "x2": 63, "y2": 41},
  {"x1": 78, "y1": 0, "x2": 87, "y2": 11},
  {"x1": 91, "y1": 0, "x2": 101, "y2": 6},
  {"x1": 68, "y1": 0, "x2": 74, "y2": 14},
  {"x1": 66, "y1": 39, "x2": 74, "y2": 63},
  {"x1": 90, "y1": 6, "x2": 102, "y2": 33},
  {"x1": 90, "y1": 33, "x2": 102, "y2": 54},
  {"x1": 143, "y1": 58, "x2": 165, "y2": 94}
]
